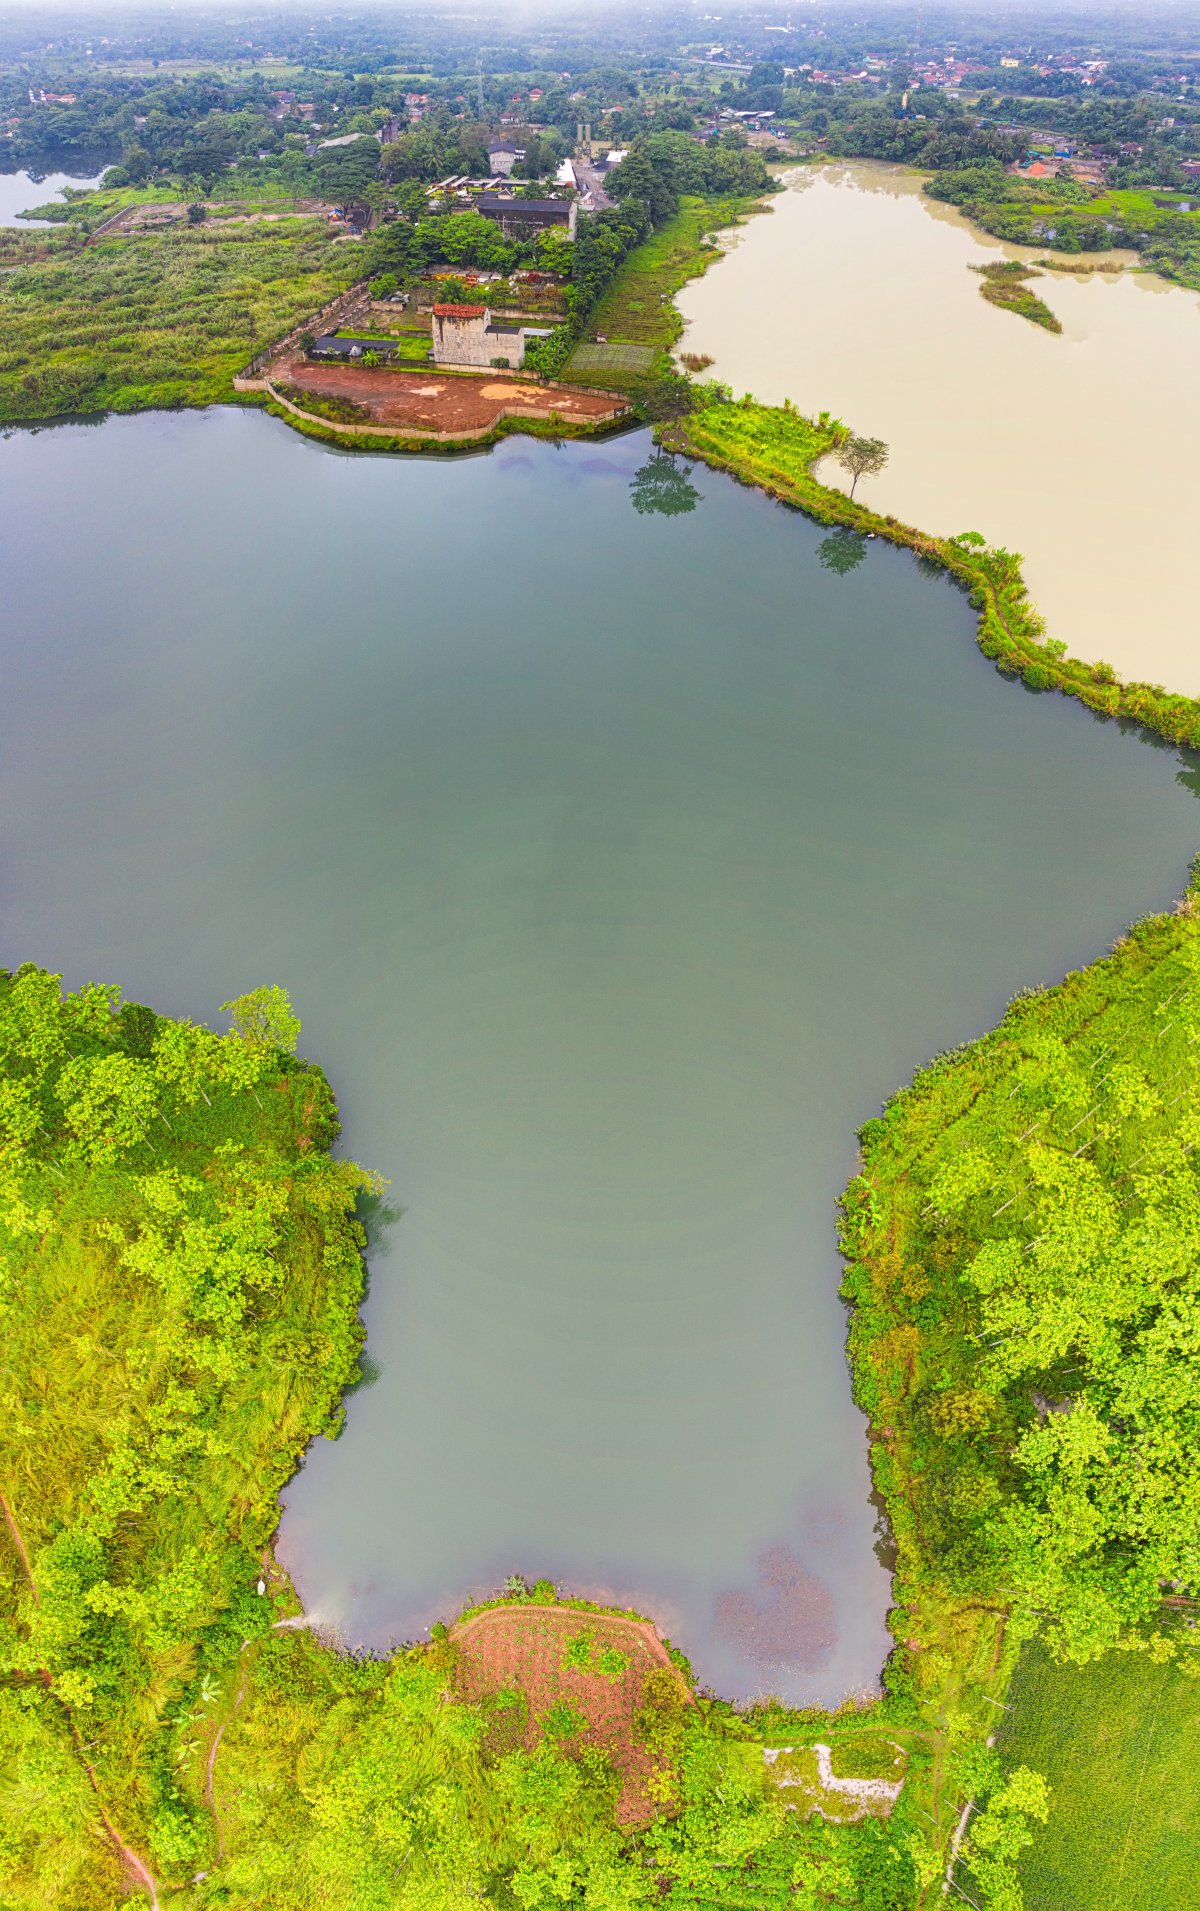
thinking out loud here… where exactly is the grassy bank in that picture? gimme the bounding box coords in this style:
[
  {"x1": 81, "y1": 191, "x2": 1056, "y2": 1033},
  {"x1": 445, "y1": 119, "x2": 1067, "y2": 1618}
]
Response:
[
  {"x1": 0, "y1": 215, "x2": 357, "y2": 422},
  {"x1": 675, "y1": 394, "x2": 1200, "y2": 753},
  {"x1": 560, "y1": 192, "x2": 764, "y2": 391},
  {"x1": 836, "y1": 881, "x2": 1200, "y2": 1905}
]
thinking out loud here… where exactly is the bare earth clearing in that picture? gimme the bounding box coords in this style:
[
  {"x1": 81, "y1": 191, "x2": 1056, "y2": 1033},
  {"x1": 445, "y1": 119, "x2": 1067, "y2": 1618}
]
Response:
[
  {"x1": 452, "y1": 1606, "x2": 688, "y2": 1825},
  {"x1": 273, "y1": 355, "x2": 624, "y2": 433}
]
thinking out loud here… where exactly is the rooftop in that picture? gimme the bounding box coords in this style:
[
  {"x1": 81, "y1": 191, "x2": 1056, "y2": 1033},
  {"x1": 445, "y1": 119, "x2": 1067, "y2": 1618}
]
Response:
[
  {"x1": 477, "y1": 196, "x2": 572, "y2": 216},
  {"x1": 433, "y1": 303, "x2": 487, "y2": 318}
]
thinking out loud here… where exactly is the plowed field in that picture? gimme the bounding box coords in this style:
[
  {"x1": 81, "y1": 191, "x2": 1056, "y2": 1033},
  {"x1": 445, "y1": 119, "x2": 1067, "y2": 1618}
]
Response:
[{"x1": 452, "y1": 1605, "x2": 690, "y2": 1825}]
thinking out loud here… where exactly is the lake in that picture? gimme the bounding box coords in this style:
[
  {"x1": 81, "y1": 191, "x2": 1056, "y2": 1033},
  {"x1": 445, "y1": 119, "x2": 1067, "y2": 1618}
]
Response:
[
  {"x1": 0, "y1": 166, "x2": 106, "y2": 225},
  {"x1": 2, "y1": 406, "x2": 1198, "y2": 1702},
  {"x1": 677, "y1": 161, "x2": 1200, "y2": 696}
]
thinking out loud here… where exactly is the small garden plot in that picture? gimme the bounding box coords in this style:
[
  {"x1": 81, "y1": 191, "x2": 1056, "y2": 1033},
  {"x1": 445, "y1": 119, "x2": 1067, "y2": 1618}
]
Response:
[
  {"x1": 452, "y1": 1604, "x2": 689, "y2": 1825},
  {"x1": 335, "y1": 329, "x2": 431, "y2": 362},
  {"x1": 567, "y1": 341, "x2": 656, "y2": 377}
]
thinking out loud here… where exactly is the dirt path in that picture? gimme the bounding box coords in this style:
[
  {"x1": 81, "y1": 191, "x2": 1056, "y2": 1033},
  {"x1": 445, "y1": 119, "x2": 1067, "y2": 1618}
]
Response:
[
  {"x1": 205, "y1": 1661, "x2": 250, "y2": 1861},
  {"x1": 0, "y1": 1490, "x2": 37, "y2": 1595},
  {"x1": 1, "y1": 1487, "x2": 160, "y2": 1906}
]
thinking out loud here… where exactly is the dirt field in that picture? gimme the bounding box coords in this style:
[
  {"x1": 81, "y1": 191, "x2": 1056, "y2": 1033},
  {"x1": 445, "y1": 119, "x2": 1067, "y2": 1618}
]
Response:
[
  {"x1": 272, "y1": 354, "x2": 624, "y2": 433},
  {"x1": 452, "y1": 1605, "x2": 689, "y2": 1825}
]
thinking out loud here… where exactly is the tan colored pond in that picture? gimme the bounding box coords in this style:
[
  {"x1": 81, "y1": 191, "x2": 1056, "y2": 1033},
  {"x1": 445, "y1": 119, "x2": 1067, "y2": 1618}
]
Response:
[{"x1": 677, "y1": 161, "x2": 1200, "y2": 695}]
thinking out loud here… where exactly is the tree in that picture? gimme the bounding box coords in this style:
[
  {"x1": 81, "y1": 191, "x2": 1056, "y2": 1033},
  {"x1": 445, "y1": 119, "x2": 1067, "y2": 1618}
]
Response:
[
  {"x1": 186, "y1": 203, "x2": 206, "y2": 225},
  {"x1": 817, "y1": 527, "x2": 868, "y2": 575},
  {"x1": 632, "y1": 372, "x2": 695, "y2": 423},
  {"x1": 221, "y1": 986, "x2": 300, "y2": 1054},
  {"x1": 835, "y1": 435, "x2": 888, "y2": 499},
  {"x1": 629, "y1": 450, "x2": 701, "y2": 518}
]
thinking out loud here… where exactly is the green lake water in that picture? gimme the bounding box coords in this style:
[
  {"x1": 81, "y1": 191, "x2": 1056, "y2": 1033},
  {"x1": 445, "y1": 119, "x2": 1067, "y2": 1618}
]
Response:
[{"x1": 2, "y1": 407, "x2": 1197, "y2": 1702}]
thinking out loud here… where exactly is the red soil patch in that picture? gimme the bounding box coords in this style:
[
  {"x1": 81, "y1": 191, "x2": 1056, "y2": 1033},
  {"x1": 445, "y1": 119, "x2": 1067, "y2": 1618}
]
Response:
[
  {"x1": 452, "y1": 1605, "x2": 689, "y2": 1825},
  {"x1": 272, "y1": 355, "x2": 623, "y2": 434}
]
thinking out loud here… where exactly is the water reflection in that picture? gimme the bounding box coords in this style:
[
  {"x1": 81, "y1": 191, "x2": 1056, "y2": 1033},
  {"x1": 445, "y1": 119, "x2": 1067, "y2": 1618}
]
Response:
[
  {"x1": 629, "y1": 447, "x2": 702, "y2": 517},
  {"x1": 817, "y1": 527, "x2": 868, "y2": 576}
]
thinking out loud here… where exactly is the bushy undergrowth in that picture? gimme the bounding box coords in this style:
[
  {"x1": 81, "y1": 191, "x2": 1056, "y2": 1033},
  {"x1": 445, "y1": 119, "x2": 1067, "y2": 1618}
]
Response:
[
  {"x1": 926, "y1": 163, "x2": 1200, "y2": 293},
  {"x1": 0, "y1": 217, "x2": 356, "y2": 422},
  {"x1": 0, "y1": 968, "x2": 375, "y2": 1901}
]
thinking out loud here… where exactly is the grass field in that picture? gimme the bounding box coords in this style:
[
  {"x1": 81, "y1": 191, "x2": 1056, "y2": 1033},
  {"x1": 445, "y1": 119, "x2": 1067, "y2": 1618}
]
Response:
[{"x1": 997, "y1": 1643, "x2": 1200, "y2": 1910}]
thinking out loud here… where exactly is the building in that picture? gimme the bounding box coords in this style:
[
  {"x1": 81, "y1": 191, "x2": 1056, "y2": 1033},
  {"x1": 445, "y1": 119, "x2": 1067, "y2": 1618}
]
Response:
[
  {"x1": 488, "y1": 142, "x2": 524, "y2": 176},
  {"x1": 310, "y1": 335, "x2": 402, "y2": 362},
  {"x1": 476, "y1": 195, "x2": 578, "y2": 240},
  {"x1": 431, "y1": 303, "x2": 549, "y2": 370}
]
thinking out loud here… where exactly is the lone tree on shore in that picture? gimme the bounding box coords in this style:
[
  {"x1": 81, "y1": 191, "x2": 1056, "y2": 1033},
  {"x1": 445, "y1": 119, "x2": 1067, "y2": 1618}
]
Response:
[{"x1": 836, "y1": 434, "x2": 889, "y2": 500}]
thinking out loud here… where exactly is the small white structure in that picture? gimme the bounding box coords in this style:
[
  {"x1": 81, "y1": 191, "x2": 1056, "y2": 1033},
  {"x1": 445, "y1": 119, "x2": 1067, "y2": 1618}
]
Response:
[{"x1": 431, "y1": 303, "x2": 549, "y2": 371}]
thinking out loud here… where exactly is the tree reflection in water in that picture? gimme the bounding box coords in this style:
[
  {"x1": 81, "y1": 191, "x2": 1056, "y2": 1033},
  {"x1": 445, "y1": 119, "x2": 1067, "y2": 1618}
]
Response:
[{"x1": 629, "y1": 447, "x2": 701, "y2": 518}]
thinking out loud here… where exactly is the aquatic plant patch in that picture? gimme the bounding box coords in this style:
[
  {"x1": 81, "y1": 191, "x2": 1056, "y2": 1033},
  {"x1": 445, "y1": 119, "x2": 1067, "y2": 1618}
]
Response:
[{"x1": 971, "y1": 260, "x2": 1062, "y2": 333}]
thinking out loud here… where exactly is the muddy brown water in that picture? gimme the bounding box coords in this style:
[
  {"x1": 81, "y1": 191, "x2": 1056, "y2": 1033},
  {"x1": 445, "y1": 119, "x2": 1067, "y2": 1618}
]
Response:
[{"x1": 677, "y1": 161, "x2": 1200, "y2": 694}]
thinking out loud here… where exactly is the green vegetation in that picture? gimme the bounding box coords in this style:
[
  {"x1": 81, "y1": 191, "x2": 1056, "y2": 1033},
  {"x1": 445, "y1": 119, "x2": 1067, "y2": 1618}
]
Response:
[
  {"x1": 0, "y1": 964, "x2": 927, "y2": 1906},
  {"x1": 842, "y1": 890, "x2": 1200, "y2": 1662},
  {"x1": 272, "y1": 380, "x2": 371, "y2": 425},
  {"x1": 561, "y1": 194, "x2": 763, "y2": 391},
  {"x1": 560, "y1": 1632, "x2": 632, "y2": 1682},
  {"x1": 972, "y1": 261, "x2": 1063, "y2": 333},
  {"x1": 0, "y1": 965, "x2": 375, "y2": 1900},
  {"x1": 997, "y1": 1642, "x2": 1200, "y2": 1909},
  {"x1": 927, "y1": 163, "x2": 1200, "y2": 293},
  {"x1": 0, "y1": 216, "x2": 356, "y2": 423},
  {"x1": 831, "y1": 886, "x2": 1200, "y2": 1904},
  {"x1": 677, "y1": 393, "x2": 1200, "y2": 752}
]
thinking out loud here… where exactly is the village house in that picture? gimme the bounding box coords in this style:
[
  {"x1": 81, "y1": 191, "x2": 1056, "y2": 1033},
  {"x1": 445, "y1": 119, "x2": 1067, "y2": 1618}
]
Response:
[
  {"x1": 488, "y1": 141, "x2": 524, "y2": 175},
  {"x1": 476, "y1": 194, "x2": 578, "y2": 240},
  {"x1": 431, "y1": 303, "x2": 549, "y2": 370}
]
